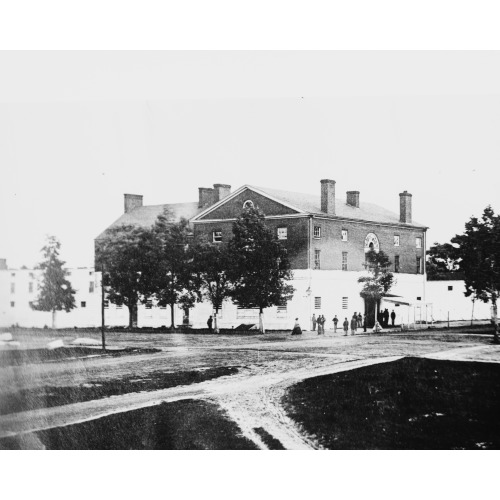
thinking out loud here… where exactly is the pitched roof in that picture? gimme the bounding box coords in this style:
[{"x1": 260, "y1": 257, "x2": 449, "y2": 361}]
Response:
[
  {"x1": 96, "y1": 202, "x2": 201, "y2": 239},
  {"x1": 249, "y1": 185, "x2": 426, "y2": 228}
]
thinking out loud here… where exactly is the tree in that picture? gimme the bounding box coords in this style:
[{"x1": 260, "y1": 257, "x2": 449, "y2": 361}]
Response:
[
  {"x1": 451, "y1": 206, "x2": 500, "y2": 343},
  {"x1": 193, "y1": 240, "x2": 234, "y2": 333},
  {"x1": 227, "y1": 206, "x2": 295, "y2": 333},
  {"x1": 95, "y1": 224, "x2": 158, "y2": 328},
  {"x1": 152, "y1": 210, "x2": 201, "y2": 329},
  {"x1": 31, "y1": 236, "x2": 76, "y2": 328},
  {"x1": 426, "y1": 242, "x2": 462, "y2": 280},
  {"x1": 358, "y1": 249, "x2": 395, "y2": 326}
]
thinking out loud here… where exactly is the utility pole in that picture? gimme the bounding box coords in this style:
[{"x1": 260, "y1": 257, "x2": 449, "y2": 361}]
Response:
[{"x1": 101, "y1": 268, "x2": 106, "y2": 351}]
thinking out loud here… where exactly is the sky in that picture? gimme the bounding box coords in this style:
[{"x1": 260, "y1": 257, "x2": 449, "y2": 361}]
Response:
[{"x1": 1, "y1": 51, "x2": 500, "y2": 269}]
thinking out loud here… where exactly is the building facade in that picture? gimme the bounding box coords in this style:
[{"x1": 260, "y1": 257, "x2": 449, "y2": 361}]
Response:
[{"x1": 93, "y1": 179, "x2": 429, "y2": 329}]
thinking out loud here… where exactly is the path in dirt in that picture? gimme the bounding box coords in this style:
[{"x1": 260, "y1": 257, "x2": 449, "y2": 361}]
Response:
[
  {"x1": 0, "y1": 356, "x2": 402, "y2": 447},
  {"x1": 2, "y1": 333, "x2": 499, "y2": 449}
]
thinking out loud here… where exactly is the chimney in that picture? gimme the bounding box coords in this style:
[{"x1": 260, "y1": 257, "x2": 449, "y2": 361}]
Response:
[
  {"x1": 0, "y1": 258, "x2": 6, "y2": 270},
  {"x1": 124, "y1": 194, "x2": 143, "y2": 213},
  {"x1": 399, "y1": 191, "x2": 412, "y2": 223},
  {"x1": 320, "y1": 179, "x2": 336, "y2": 215},
  {"x1": 213, "y1": 184, "x2": 231, "y2": 203},
  {"x1": 346, "y1": 191, "x2": 360, "y2": 208},
  {"x1": 198, "y1": 187, "x2": 215, "y2": 208}
]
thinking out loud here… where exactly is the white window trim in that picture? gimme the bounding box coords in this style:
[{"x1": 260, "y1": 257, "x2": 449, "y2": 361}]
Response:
[
  {"x1": 277, "y1": 227, "x2": 288, "y2": 240},
  {"x1": 313, "y1": 226, "x2": 321, "y2": 239},
  {"x1": 212, "y1": 231, "x2": 222, "y2": 243}
]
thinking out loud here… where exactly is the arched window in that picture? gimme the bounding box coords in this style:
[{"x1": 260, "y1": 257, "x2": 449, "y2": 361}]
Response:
[
  {"x1": 364, "y1": 233, "x2": 380, "y2": 253},
  {"x1": 243, "y1": 200, "x2": 254, "y2": 209}
]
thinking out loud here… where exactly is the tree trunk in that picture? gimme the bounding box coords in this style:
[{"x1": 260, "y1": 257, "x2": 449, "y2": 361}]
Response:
[
  {"x1": 492, "y1": 298, "x2": 499, "y2": 344},
  {"x1": 259, "y1": 308, "x2": 265, "y2": 334},
  {"x1": 170, "y1": 303, "x2": 175, "y2": 330},
  {"x1": 128, "y1": 302, "x2": 138, "y2": 329},
  {"x1": 51, "y1": 309, "x2": 57, "y2": 329},
  {"x1": 214, "y1": 309, "x2": 219, "y2": 333}
]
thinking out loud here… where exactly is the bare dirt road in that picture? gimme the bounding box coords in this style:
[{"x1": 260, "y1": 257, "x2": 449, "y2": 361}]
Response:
[{"x1": 1, "y1": 328, "x2": 499, "y2": 449}]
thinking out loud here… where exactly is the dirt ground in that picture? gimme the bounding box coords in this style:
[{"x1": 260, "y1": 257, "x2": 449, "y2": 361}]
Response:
[{"x1": 1, "y1": 325, "x2": 500, "y2": 449}]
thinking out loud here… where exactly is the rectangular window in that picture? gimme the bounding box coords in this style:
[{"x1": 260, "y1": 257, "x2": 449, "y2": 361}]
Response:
[
  {"x1": 416, "y1": 237, "x2": 422, "y2": 249},
  {"x1": 89, "y1": 281, "x2": 95, "y2": 293},
  {"x1": 314, "y1": 297, "x2": 321, "y2": 310},
  {"x1": 213, "y1": 231, "x2": 222, "y2": 243},
  {"x1": 314, "y1": 249, "x2": 321, "y2": 269},
  {"x1": 10, "y1": 283, "x2": 15, "y2": 294},
  {"x1": 277, "y1": 227, "x2": 288, "y2": 240},
  {"x1": 89, "y1": 271, "x2": 94, "y2": 276},
  {"x1": 394, "y1": 235, "x2": 400, "y2": 246},
  {"x1": 448, "y1": 285, "x2": 453, "y2": 291},
  {"x1": 341, "y1": 229, "x2": 348, "y2": 241},
  {"x1": 394, "y1": 255, "x2": 400, "y2": 273},
  {"x1": 342, "y1": 252, "x2": 348, "y2": 271},
  {"x1": 416, "y1": 256, "x2": 422, "y2": 274},
  {"x1": 416, "y1": 297, "x2": 422, "y2": 301},
  {"x1": 145, "y1": 300, "x2": 153, "y2": 309},
  {"x1": 10, "y1": 301, "x2": 15, "y2": 307},
  {"x1": 236, "y1": 307, "x2": 259, "y2": 319},
  {"x1": 277, "y1": 301, "x2": 287, "y2": 317},
  {"x1": 313, "y1": 226, "x2": 321, "y2": 239},
  {"x1": 29, "y1": 282, "x2": 34, "y2": 293},
  {"x1": 116, "y1": 304, "x2": 123, "y2": 309},
  {"x1": 342, "y1": 297, "x2": 348, "y2": 309},
  {"x1": 104, "y1": 299, "x2": 109, "y2": 309},
  {"x1": 81, "y1": 301, "x2": 86, "y2": 308}
]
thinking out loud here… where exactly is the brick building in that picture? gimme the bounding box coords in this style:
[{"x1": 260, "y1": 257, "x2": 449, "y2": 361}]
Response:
[{"x1": 95, "y1": 180, "x2": 431, "y2": 329}]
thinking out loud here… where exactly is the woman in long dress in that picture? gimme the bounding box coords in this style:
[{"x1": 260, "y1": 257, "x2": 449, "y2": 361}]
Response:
[{"x1": 291, "y1": 318, "x2": 302, "y2": 335}]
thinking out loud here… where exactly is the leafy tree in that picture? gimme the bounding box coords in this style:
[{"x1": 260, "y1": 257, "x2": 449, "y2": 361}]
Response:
[
  {"x1": 152, "y1": 210, "x2": 201, "y2": 329},
  {"x1": 426, "y1": 242, "x2": 462, "y2": 280},
  {"x1": 31, "y1": 236, "x2": 76, "y2": 328},
  {"x1": 358, "y1": 249, "x2": 395, "y2": 325},
  {"x1": 451, "y1": 206, "x2": 500, "y2": 343},
  {"x1": 95, "y1": 224, "x2": 158, "y2": 328},
  {"x1": 193, "y1": 240, "x2": 234, "y2": 333},
  {"x1": 227, "y1": 206, "x2": 295, "y2": 333}
]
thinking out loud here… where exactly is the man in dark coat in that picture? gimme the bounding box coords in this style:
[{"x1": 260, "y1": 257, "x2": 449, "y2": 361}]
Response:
[
  {"x1": 207, "y1": 315, "x2": 213, "y2": 333},
  {"x1": 312, "y1": 314, "x2": 317, "y2": 331},
  {"x1": 383, "y1": 309, "x2": 390, "y2": 328},
  {"x1": 391, "y1": 310, "x2": 396, "y2": 327}
]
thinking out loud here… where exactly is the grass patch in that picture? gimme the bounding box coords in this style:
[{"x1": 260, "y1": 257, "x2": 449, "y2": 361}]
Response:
[
  {"x1": 253, "y1": 427, "x2": 286, "y2": 450},
  {"x1": 0, "y1": 366, "x2": 239, "y2": 415},
  {"x1": 0, "y1": 346, "x2": 160, "y2": 367},
  {"x1": 0, "y1": 399, "x2": 258, "y2": 450},
  {"x1": 282, "y1": 357, "x2": 500, "y2": 449}
]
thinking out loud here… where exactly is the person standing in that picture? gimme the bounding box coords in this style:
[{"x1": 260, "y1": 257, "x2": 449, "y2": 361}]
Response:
[
  {"x1": 291, "y1": 318, "x2": 302, "y2": 335},
  {"x1": 350, "y1": 314, "x2": 357, "y2": 336},
  {"x1": 383, "y1": 308, "x2": 390, "y2": 328},
  {"x1": 317, "y1": 314, "x2": 325, "y2": 335},
  {"x1": 207, "y1": 315, "x2": 213, "y2": 333},
  {"x1": 312, "y1": 313, "x2": 317, "y2": 331},
  {"x1": 333, "y1": 315, "x2": 338, "y2": 333},
  {"x1": 343, "y1": 317, "x2": 349, "y2": 336},
  {"x1": 391, "y1": 310, "x2": 396, "y2": 327},
  {"x1": 363, "y1": 313, "x2": 367, "y2": 333},
  {"x1": 357, "y1": 312, "x2": 363, "y2": 328}
]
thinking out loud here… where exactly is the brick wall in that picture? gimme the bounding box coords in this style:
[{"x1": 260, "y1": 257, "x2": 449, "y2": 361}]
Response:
[
  {"x1": 309, "y1": 217, "x2": 426, "y2": 274},
  {"x1": 198, "y1": 188, "x2": 299, "y2": 220}
]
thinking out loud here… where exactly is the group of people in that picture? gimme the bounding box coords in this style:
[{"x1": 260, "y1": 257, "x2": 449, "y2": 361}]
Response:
[
  {"x1": 377, "y1": 308, "x2": 396, "y2": 328},
  {"x1": 313, "y1": 314, "x2": 328, "y2": 334}
]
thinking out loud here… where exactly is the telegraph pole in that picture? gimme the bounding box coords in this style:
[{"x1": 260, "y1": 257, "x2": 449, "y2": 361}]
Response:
[{"x1": 101, "y1": 267, "x2": 106, "y2": 351}]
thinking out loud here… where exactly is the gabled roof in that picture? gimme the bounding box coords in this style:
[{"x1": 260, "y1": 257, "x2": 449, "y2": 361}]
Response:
[
  {"x1": 95, "y1": 202, "x2": 202, "y2": 239},
  {"x1": 193, "y1": 184, "x2": 426, "y2": 228},
  {"x1": 252, "y1": 185, "x2": 426, "y2": 227}
]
